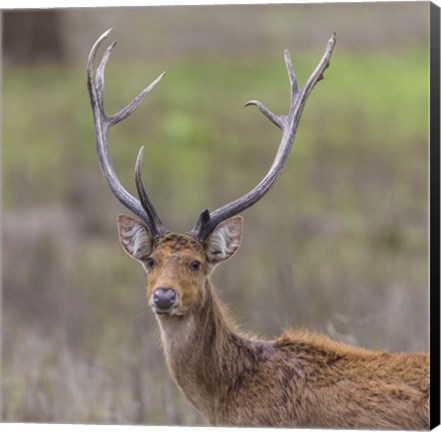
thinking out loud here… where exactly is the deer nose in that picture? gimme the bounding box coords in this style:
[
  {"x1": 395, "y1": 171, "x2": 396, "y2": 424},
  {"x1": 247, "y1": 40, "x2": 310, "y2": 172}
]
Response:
[{"x1": 153, "y1": 287, "x2": 177, "y2": 311}]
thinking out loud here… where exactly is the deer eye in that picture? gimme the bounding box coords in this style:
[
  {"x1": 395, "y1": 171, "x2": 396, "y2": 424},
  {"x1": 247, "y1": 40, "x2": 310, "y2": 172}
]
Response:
[
  {"x1": 146, "y1": 257, "x2": 156, "y2": 269},
  {"x1": 190, "y1": 260, "x2": 201, "y2": 271}
]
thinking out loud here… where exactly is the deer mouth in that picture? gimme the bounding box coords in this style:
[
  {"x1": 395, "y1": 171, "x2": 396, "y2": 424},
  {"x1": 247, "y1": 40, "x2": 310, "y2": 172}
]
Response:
[
  {"x1": 151, "y1": 304, "x2": 184, "y2": 316},
  {"x1": 154, "y1": 308, "x2": 173, "y2": 315}
]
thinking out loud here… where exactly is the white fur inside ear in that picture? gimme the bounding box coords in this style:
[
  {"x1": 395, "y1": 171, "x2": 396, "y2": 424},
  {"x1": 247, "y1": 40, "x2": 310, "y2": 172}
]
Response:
[
  {"x1": 118, "y1": 215, "x2": 153, "y2": 262},
  {"x1": 206, "y1": 216, "x2": 243, "y2": 266}
]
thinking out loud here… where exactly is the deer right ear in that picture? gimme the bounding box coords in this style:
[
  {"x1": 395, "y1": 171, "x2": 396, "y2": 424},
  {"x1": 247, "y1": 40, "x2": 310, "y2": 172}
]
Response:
[{"x1": 117, "y1": 214, "x2": 153, "y2": 263}]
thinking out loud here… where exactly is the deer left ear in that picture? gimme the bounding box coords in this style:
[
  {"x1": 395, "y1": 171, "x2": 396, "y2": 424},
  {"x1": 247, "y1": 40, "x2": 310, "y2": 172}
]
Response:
[{"x1": 205, "y1": 216, "x2": 243, "y2": 267}]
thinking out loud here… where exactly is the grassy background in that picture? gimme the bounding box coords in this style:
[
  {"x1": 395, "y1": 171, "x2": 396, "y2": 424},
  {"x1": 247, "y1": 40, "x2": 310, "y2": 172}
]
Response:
[{"x1": 3, "y1": 3, "x2": 429, "y2": 425}]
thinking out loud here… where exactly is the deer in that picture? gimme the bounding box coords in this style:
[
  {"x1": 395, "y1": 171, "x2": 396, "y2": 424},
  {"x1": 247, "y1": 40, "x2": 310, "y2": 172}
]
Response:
[{"x1": 87, "y1": 29, "x2": 429, "y2": 429}]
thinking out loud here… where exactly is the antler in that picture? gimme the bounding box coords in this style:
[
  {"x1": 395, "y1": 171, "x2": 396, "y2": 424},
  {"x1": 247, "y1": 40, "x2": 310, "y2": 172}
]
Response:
[
  {"x1": 87, "y1": 29, "x2": 168, "y2": 239},
  {"x1": 189, "y1": 33, "x2": 337, "y2": 241}
]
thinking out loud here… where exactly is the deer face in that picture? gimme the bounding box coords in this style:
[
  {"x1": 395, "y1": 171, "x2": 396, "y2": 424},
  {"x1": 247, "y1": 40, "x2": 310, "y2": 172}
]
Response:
[{"x1": 117, "y1": 214, "x2": 243, "y2": 316}]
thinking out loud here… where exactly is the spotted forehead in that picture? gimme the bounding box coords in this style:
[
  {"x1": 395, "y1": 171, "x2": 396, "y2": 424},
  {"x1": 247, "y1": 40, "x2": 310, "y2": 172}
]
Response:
[{"x1": 154, "y1": 233, "x2": 204, "y2": 254}]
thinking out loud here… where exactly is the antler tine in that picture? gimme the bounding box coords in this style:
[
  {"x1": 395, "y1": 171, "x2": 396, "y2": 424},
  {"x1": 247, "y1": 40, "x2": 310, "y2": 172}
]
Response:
[
  {"x1": 135, "y1": 147, "x2": 168, "y2": 236},
  {"x1": 284, "y1": 49, "x2": 300, "y2": 102},
  {"x1": 243, "y1": 100, "x2": 284, "y2": 129},
  {"x1": 87, "y1": 29, "x2": 168, "y2": 238},
  {"x1": 189, "y1": 33, "x2": 337, "y2": 241}
]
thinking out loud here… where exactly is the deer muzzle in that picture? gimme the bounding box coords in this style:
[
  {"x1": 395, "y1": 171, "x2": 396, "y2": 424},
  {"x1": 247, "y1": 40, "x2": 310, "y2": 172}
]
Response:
[{"x1": 152, "y1": 287, "x2": 178, "y2": 313}]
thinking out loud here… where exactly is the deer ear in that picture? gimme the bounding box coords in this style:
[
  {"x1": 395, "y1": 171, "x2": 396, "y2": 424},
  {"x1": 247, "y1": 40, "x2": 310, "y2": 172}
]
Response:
[
  {"x1": 117, "y1": 214, "x2": 153, "y2": 263},
  {"x1": 206, "y1": 216, "x2": 243, "y2": 267}
]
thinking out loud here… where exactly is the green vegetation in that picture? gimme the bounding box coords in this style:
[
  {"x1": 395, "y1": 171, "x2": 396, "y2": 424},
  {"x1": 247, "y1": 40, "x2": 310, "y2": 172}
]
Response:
[{"x1": 3, "y1": 48, "x2": 428, "y2": 209}]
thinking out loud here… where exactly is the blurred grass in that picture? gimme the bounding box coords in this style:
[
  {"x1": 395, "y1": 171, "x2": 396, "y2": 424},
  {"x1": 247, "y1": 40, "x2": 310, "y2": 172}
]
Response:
[
  {"x1": 3, "y1": 47, "x2": 428, "y2": 209},
  {"x1": 3, "y1": 46, "x2": 429, "y2": 424}
]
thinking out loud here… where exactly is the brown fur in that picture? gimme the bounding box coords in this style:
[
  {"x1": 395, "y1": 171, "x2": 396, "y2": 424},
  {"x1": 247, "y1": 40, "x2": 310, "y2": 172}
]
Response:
[{"x1": 119, "y1": 223, "x2": 429, "y2": 429}]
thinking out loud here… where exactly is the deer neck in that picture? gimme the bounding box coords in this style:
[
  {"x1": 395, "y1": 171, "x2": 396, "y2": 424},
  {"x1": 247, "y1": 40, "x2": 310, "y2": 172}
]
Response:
[{"x1": 155, "y1": 279, "x2": 254, "y2": 422}]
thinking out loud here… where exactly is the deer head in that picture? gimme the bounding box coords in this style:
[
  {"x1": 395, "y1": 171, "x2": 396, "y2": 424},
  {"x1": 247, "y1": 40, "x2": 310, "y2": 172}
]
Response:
[
  {"x1": 117, "y1": 214, "x2": 243, "y2": 315},
  {"x1": 87, "y1": 29, "x2": 336, "y2": 317}
]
